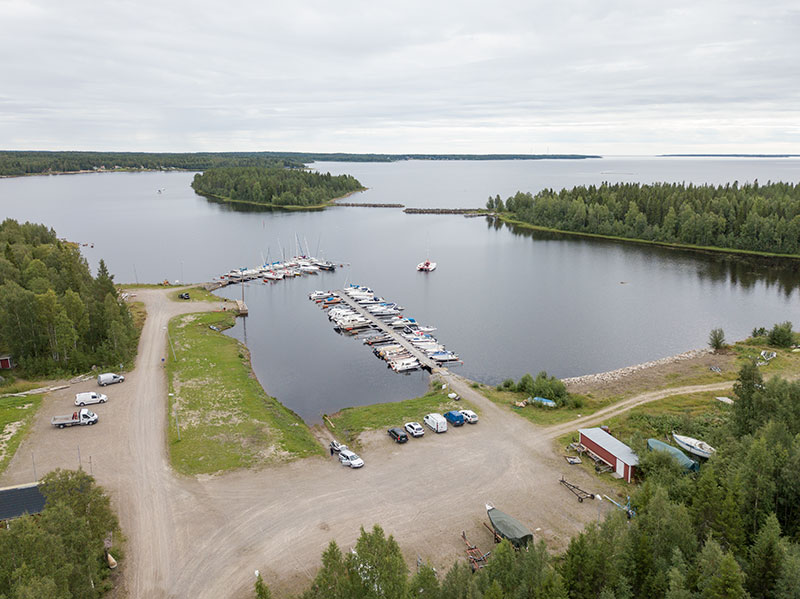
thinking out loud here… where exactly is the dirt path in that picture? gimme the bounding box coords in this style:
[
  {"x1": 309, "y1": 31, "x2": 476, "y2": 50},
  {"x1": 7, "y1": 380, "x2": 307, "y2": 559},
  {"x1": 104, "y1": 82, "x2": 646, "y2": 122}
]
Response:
[{"x1": 0, "y1": 289, "x2": 746, "y2": 598}]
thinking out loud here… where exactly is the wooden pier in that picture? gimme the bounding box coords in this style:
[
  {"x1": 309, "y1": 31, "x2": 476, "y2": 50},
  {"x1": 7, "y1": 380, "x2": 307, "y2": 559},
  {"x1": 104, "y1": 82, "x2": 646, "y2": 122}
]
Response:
[{"x1": 335, "y1": 291, "x2": 439, "y2": 372}]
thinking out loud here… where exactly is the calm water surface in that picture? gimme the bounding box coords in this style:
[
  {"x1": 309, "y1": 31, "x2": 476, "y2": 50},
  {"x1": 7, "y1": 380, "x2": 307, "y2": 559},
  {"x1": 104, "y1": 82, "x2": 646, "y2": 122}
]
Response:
[{"x1": 1, "y1": 157, "x2": 798, "y2": 421}]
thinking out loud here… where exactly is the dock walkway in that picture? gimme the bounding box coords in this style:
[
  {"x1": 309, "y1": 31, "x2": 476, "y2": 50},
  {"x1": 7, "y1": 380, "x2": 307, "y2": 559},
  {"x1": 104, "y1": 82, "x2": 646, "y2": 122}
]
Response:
[{"x1": 335, "y1": 291, "x2": 440, "y2": 372}]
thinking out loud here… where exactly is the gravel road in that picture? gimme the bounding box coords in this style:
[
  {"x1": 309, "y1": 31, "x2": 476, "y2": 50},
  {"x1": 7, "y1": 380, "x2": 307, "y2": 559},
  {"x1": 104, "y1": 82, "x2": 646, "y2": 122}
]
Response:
[{"x1": 0, "y1": 288, "x2": 732, "y2": 598}]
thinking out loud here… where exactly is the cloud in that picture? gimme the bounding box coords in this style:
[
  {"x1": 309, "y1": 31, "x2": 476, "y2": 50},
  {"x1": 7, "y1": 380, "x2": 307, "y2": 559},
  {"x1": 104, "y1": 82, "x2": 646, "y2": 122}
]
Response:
[{"x1": 0, "y1": 0, "x2": 798, "y2": 153}]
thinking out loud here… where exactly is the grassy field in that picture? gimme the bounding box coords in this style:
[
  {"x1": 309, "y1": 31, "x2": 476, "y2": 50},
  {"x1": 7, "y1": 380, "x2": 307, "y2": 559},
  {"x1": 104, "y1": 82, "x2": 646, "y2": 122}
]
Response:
[
  {"x1": 167, "y1": 310, "x2": 323, "y2": 475},
  {"x1": 325, "y1": 389, "x2": 477, "y2": 448},
  {"x1": 169, "y1": 286, "x2": 227, "y2": 303},
  {"x1": 480, "y1": 384, "x2": 600, "y2": 426},
  {"x1": 0, "y1": 393, "x2": 43, "y2": 475}
]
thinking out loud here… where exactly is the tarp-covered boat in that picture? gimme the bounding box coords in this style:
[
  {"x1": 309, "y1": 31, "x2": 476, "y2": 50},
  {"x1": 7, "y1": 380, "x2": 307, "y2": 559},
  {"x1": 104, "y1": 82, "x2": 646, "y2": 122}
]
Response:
[
  {"x1": 647, "y1": 438, "x2": 699, "y2": 472},
  {"x1": 486, "y1": 504, "x2": 533, "y2": 548}
]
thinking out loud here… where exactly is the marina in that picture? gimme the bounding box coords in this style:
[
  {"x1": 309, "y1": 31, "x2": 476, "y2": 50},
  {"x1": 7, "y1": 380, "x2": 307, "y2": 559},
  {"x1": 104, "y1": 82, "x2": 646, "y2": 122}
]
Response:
[{"x1": 310, "y1": 285, "x2": 461, "y2": 373}]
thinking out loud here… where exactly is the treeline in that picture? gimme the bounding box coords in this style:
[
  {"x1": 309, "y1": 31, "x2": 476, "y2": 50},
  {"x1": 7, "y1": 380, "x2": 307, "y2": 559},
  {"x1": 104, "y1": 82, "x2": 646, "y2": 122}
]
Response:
[
  {"x1": 191, "y1": 166, "x2": 364, "y2": 207},
  {"x1": 493, "y1": 181, "x2": 800, "y2": 256},
  {"x1": 0, "y1": 151, "x2": 302, "y2": 176},
  {"x1": 0, "y1": 469, "x2": 122, "y2": 598},
  {"x1": 274, "y1": 366, "x2": 800, "y2": 599},
  {"x1": 0, "y1": 219, "x2": 138, "y2": 375}
]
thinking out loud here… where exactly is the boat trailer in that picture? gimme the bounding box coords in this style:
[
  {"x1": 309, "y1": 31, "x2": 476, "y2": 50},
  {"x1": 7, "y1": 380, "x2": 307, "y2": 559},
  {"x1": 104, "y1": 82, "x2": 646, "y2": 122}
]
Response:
[
  {"x1": 603, "y1": 494, "x2": 637, "y2": 519},
  {"x1": 461, "y1": 531, "x2": 491, "y2": 571},
  {"x1": 559, "y1": 476, "x2": 595, "y2": 502}
]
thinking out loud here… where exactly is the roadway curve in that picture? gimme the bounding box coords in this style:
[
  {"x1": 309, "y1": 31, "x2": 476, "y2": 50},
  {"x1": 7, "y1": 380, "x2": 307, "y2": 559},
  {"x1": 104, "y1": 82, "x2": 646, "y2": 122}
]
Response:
[{"x1": 0, "y1": 289, "x2": 738, "y2": 598}]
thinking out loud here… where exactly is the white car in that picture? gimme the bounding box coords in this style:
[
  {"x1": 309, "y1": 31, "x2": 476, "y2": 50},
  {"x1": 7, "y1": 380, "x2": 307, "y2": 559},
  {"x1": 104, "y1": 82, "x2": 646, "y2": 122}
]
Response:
[
  {"x1": 338, "y1": 449, "x2": 364, "y2": 468},
  {"x1": 404, "y1": 422, "x2": 425, "y2": 437},
  {"x1": 459, "y1": 409, "x2": 478, "y2": 424},
  {"x1": 74, "y1": 392, "x2": 108, "y2": 406}
]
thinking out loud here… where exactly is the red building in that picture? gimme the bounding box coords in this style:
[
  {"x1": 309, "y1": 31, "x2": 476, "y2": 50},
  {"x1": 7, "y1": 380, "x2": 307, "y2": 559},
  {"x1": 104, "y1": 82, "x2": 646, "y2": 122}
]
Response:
[
  {"x1": 579, "y1": 427, "x2": 639, "y2": 483},
  {"x1": 0, "y1": 355, "x2": 13, "y2": 370}
]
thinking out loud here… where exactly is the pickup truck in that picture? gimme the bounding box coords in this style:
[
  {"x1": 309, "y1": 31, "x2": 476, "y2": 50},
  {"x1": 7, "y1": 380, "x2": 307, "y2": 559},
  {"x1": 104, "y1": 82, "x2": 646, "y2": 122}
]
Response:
[{"x1": 51, "y1": 408, "x2": 98, "y2": 429}]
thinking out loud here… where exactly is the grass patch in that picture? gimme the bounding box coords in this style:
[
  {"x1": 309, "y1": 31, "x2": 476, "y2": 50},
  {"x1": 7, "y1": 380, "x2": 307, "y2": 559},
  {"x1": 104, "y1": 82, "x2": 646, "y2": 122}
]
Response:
[
  {"x1": 325, "y1": 390, "x2": 478, "y2": 448},
  {"x1": 169, "y1": 286, "x2": 225, "y2": 303},
  {"x1": 167, "y1": 311, "x2": 323, "y2": 475},
  {"x1": 0, "y1": 394, "x2": 43, "y2": 475},
  {"x1": 0, "y1": 379, "x2": 43, "y2": 396},
  {"x1": 480, "y1": 384, "x2": 599, "y2": 426},
  {"x1": 128, "y1": 301, "x2": 147, "y2": 332}
]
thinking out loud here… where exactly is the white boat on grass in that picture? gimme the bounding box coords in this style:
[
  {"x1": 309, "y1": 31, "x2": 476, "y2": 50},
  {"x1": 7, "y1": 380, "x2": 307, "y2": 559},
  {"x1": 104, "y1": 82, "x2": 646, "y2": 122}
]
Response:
[{"x1": 672, "y1": 432, "x2": 716, "y2": 459}]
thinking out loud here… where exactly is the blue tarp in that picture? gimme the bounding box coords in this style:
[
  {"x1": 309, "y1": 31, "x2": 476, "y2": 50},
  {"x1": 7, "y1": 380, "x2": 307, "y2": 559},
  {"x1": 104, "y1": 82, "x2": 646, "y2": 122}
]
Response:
[{"x1": 530, "y1": 396, "x2": 556, "y2": 407}]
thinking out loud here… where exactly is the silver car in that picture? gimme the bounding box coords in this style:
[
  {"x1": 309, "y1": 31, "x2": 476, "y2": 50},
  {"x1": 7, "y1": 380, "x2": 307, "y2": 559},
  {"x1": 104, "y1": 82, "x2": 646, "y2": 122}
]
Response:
[{"x1": 338, "y1": 449, "x2": 364, "y2": 468}]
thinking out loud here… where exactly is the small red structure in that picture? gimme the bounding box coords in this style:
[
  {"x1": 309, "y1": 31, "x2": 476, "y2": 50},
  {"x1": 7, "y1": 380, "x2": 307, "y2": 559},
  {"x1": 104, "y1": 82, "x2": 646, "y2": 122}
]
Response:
[
  {"x1": 579, "y1": 427, "x2": 639, "y2": 483},
  {"x1": 0, "y1": 355, "x2": 13, "y2": 370}
]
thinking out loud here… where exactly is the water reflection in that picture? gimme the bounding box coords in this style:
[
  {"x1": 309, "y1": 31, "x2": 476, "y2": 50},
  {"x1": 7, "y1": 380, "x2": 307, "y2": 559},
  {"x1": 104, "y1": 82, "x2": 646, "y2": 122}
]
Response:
[{"x1": 504, "y1": 219, "x2": 800, "y2": 296}]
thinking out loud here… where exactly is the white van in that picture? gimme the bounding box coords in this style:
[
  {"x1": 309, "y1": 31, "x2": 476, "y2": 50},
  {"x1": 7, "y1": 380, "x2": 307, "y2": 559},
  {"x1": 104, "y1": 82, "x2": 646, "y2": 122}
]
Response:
[
  {"x1": 75, "y1": 392, "x2": 108, "y2": 406},
  {"x1": 423, "y1": 413, "x2": 448, "y2": 433},
  {"x1": 97, "y1": 373, "x2": 124, "y2": 386}
]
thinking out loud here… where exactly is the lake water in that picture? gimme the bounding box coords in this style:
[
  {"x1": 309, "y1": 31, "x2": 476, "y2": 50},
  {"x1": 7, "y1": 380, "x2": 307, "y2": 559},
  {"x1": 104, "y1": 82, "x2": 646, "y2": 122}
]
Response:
[{"x1": 1, "y1": 157, "x2": 799, "y2": 422}]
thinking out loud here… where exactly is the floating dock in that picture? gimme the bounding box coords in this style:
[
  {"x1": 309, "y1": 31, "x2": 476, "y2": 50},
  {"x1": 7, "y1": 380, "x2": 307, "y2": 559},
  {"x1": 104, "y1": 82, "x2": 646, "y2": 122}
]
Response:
[{"x1": 335, "y1": 291, "x2": 439, "y2": 372}]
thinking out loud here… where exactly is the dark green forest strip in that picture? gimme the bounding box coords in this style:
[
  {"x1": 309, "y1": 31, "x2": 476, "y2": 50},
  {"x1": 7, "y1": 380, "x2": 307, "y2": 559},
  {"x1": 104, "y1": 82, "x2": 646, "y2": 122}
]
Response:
[
  {"x1": 495, "y1": 181, "x2": 800, "y2": 257},
  {"x1": 0, "y1": 220, "x2": 140, "y2": 376}
]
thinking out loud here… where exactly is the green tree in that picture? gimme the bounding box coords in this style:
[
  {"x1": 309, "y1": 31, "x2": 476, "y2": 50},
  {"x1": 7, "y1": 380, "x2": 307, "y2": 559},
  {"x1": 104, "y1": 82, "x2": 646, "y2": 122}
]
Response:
[
  {"x1": 304, "y1": 541, "x2": 349, "y2": 599},
  {"x1": 709, "y1": 328, "x2": 726, "y2": 350},
  {"x1": 768, "y1": 321, "x2": 794, "y2": 347},
  {"x1": 408, "y1": 564, "x2": 440, "y2": 599},
  {"x1": 347, "y1": 525, "x2": 408, "y2": 599},
  {"x1": 745, "y1": 513, "x2": 785, "y2": 599},
  {"x1": 254, "y1": 572, "x2": 272, "y2": 599}
]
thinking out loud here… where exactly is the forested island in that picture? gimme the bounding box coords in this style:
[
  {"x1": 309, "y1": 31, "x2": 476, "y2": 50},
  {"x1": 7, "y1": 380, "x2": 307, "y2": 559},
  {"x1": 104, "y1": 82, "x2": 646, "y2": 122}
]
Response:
[
  {"x1": 0, "y1": 151, "x2": 600, "y2": 177},
  {"x1": 492, "y1": 181, "x2": 800, "y2": 256},
  {"x1": 191, "y1": 166, "x2": 364, "y2": 208},
  {"x1": 0, "y1": 219, "x2": 138, "y2": 375}
]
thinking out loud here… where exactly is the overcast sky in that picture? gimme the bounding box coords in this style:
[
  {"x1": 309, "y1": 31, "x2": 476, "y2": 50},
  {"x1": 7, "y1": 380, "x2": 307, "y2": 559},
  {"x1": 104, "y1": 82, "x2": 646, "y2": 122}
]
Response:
[{"x1": 1, "y1": 0, "x2": 798, "y2": 155}]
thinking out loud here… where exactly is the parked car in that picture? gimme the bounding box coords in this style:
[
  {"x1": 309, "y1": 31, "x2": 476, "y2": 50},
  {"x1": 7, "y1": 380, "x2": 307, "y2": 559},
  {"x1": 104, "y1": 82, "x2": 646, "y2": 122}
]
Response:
[
  {"x1": 179, "y1": 292, "x2": 190, "y2": 300},
  {"x1": 330, "y1": 440, "x2": 347, "y2": 453},
  {"x1": 388, "y1": 427, "x2": 408, "y2": 443},
  {"x1": 75, "y1": 391, "x2": 108, "y2": 406},
  {"x1": 338, "y1": 449, "x2": 364, "y2": 468},
  {"x1": 404, "y1": 422, "x2": 425, "y2": 437},
  {"x1": 444, "y1": 410, "x2": 465, "y2": 426},
  {"x1": 459, "y1": 409, "x2": 479, "y2": 424},
  {"x1": 423, "y1": 413, "x2": 447, "y2": 433},
  {"x1": 97, "y1": 372, "x2": 124, "y2": 386}
]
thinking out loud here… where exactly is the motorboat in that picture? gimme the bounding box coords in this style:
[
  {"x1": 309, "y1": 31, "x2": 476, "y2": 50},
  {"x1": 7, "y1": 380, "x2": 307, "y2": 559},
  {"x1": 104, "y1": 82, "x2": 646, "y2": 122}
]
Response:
[{"x1": 417, "y1": 260, "x2": 437, "y2": 272}]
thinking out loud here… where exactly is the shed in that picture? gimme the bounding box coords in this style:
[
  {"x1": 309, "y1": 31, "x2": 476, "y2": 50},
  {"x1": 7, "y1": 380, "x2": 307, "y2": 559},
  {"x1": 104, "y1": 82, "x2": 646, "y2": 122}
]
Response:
[
  {"x1": 578, "y1": 427, "x2": 639, "y2": 483},
  {"x1": 0, "y1": 355, "x2": 13, "y2": 370},
  {"x1": 0, "y1": 483, "x2": 46, "y2": 524}
]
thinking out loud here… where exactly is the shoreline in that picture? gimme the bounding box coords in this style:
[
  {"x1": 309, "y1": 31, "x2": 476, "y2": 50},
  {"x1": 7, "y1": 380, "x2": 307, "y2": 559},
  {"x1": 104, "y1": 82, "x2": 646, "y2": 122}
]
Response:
[
  {"x1": 497, "y1": 215, "x2": 800, "y2": 262},
  {"x1": 561, "y1": 348, "x2": 712, "y2": 387}
]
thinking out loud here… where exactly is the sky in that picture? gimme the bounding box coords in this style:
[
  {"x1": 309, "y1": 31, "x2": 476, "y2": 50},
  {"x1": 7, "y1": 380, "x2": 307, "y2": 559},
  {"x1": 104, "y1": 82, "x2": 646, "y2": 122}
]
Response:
[{"x1": 1, "y1": 0, "x2": 798, "y2": 155}]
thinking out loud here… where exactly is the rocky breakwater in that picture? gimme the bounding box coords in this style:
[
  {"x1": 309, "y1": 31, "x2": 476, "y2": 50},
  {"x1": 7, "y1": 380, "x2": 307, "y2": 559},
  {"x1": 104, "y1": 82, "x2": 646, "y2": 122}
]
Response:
[{"x1": 563, "y1": 349, "x2": 712, "y2": 387}]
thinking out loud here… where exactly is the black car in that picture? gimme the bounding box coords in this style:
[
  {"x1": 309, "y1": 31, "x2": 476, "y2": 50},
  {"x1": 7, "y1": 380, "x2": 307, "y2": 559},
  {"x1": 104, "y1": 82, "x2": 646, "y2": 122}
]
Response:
[
  {"x1": 388, "y1": 427, "x2": 408, "y2": 443},
  {"x1": 179, "y1": 292, "x2": 190, "y2": 300}
]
